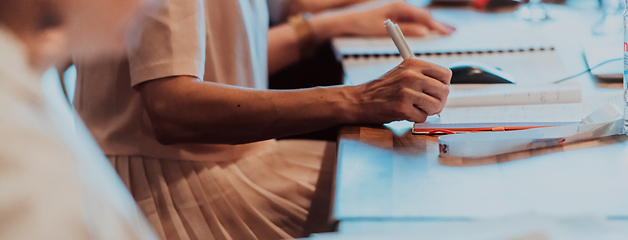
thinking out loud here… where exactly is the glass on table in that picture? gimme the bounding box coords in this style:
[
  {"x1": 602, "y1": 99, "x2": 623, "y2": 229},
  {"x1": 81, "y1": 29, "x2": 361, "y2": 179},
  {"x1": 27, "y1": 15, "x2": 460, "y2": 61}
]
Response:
[
  {"x1": 592, "y1": 0, "x2": 625, "y2": 35},
  {"x1": 519, "y1": 0, "x2": 550, "y2": 22}
]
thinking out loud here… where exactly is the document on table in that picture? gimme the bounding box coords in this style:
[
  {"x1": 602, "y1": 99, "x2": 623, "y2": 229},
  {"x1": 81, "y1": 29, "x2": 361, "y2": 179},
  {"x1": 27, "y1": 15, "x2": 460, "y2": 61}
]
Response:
[
  {"x1": 415, "y1": 91, "x2": 624, "y2": 131},
  {"x1": 420, "y1": 103, "x2": 584, "y2": 129},
  {"x1": 446, "y1": 83, "x2": 581, "y2": 108},
  {"x1": 438, "y1": 104, "x2": 624, "y2": 158},
  {"x1": 333, "y1": 9, "x2": 552, "y2": 56},
  {"x1": 417, "y1": 85, "x2": 585, "y2": 129},
  {"x1": 583, "y1": 91, "x2": 625, "y2": 115},
  {"x1": 342, "y1": 50, "x2": 569, "y2": 87}
]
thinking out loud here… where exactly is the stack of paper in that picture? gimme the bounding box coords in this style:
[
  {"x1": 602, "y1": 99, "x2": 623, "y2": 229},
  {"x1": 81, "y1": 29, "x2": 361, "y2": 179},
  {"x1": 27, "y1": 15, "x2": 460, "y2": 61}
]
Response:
[
  {"x1": 446, "y1": 83, "x2": 581, "y2": 108},
  {"x1": 414, "y1": 91, "x2": 624, "y2": 134},
  {"x1": 414, "y1": 83, "x2": 584, "y2": 133}
]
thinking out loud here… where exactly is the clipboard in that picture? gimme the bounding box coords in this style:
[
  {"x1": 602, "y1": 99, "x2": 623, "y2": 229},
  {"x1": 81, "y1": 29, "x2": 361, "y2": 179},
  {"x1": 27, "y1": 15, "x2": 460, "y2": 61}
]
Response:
[
  {"x1": 412, "y1": 122, "x2": 578, "y2": 135},
  {"x1": 412, "y1": 103, "x2": 584, "y2": 135},
  {"x1": 413, "y1": 125, "x2": 560, "y2": 135}
]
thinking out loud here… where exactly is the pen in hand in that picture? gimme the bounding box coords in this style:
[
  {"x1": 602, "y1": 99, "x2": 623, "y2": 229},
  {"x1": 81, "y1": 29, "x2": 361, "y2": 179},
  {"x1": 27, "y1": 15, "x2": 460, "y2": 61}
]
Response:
[
  {"x1": 384, "y1": 19, "x2": 441, "y2": 118},
  {"x1": 384, "y1": 19, "x2": 414, "y2": 59}
]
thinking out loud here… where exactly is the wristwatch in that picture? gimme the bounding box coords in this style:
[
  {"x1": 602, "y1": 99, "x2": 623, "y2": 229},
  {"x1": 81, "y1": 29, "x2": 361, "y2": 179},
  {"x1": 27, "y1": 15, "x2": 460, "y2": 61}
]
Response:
[{"x1": 288, "y1": 12, "x2": 317, "y2": 58}]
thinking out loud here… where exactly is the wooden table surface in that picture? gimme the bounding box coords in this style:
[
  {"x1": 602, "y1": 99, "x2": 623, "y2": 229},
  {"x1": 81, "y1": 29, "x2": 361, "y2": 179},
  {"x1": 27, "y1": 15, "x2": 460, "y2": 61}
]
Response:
[{"x1": 332, "y1": 1, "x2": 628, "y2": 231}]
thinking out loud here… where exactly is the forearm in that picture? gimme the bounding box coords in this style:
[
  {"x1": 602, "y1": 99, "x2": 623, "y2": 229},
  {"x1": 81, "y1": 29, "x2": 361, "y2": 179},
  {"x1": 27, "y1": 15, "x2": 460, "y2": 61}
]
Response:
[
  {"x1": 142, "y1": 58, "x2": 451, "y2": 145},
  {"x1": 269, "y1": 1, "x2": 455, "y2": 73},
  {"x1": 284, "y1": 0, "x2": 373, "y2": 17},
  {"x1": 141, "y1": 76, "x2": 357, "y2": 144},
  {"x1": 267, "y1": 14, "x2": 348, "y2": 74},
  {"x1": 267, "y1": 24, "x2": 300, "y2": 74}
]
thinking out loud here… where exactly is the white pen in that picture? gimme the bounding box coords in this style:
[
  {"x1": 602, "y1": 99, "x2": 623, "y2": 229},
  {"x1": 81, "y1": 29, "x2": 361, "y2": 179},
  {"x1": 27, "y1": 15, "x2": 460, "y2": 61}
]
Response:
[
  {"x1": 384, "y1": 19, "x2": 414, "y2": 60},
  {"x1": 384, "y1": 19, "x2": 441, "y2": 118}
]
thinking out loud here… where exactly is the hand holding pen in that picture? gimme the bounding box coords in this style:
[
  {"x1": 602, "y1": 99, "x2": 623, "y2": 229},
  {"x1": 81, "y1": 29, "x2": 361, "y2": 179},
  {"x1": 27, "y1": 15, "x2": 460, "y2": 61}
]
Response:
[
  {"x1": 384, "y1": 19, "x2": 450, "y2": 118},
  {"x1": 346, "y1": 19, "x2": 451, "y2": 124}
]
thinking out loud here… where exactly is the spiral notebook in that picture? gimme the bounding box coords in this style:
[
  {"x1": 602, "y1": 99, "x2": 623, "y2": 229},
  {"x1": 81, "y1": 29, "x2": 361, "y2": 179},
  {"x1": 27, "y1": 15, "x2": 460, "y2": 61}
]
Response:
[
  {"x1": 335, "y1": 32, "x2": 566, "y2": 86},
  {"x1": 334, "y1": 36, "x2": 554, "y2": 58},
  {"x1": 334, "y1": 32, "x2": 576, "y2": 134},
  {"x1": 333, "y1": 14, "x2": 553, "y2": 57}
]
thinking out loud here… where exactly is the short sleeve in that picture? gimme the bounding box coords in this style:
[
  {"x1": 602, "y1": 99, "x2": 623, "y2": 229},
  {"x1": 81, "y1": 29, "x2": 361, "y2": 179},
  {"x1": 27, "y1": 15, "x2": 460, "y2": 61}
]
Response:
[{"x1": 127, "y1": 0, "x2": 206, "y2": 87}]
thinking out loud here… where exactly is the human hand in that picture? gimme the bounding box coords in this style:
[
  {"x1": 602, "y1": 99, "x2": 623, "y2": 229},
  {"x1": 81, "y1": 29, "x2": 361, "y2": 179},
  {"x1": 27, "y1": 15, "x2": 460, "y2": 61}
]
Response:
[
  {"x1": 340, "y1": 1, "x2": 455, "y2": 37},
  {"x1": 347, "y1": 58, "x2": 451, "y2": 124},
  {"x1": 287, "y1": 0, "x2": 374, "y2": 16}
]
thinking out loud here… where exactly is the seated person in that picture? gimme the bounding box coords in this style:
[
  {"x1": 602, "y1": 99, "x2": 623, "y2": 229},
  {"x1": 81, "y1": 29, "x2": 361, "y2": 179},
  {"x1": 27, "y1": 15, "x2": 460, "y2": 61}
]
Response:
[
  {"x1": 75, "y1": 0, "x2": 452, "y2": 239},
  {"x1": 0, "y1": 0, "x2": 162, "y2": 238}
]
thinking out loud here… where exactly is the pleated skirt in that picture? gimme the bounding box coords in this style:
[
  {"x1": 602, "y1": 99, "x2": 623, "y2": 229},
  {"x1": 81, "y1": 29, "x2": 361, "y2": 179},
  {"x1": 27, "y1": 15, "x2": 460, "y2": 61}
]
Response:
[{"x1": 108, "y1": 140, "x2": 335, "y2": 240}]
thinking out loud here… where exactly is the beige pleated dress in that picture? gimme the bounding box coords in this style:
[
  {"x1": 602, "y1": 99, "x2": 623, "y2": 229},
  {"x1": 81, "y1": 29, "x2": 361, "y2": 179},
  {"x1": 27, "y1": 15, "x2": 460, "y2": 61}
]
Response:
[
  {"x1": 0, "y1": 26, "x2": 158, "y2": 239},
  {"x1": 74, "y1": 0, "x2": 334, "y2": 239}
]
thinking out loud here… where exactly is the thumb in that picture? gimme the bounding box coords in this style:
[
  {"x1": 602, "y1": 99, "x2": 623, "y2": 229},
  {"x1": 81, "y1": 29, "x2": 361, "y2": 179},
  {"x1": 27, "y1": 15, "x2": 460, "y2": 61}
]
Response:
[{"x1": 435, "y1": 21, "x2": 456, "y2": 35}]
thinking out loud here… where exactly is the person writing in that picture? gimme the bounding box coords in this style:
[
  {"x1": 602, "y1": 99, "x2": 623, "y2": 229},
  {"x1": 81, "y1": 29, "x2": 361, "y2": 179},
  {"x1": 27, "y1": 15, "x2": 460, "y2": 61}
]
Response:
[{"x1": 75, "y1": 0, "x2": 452, "y2": 239}]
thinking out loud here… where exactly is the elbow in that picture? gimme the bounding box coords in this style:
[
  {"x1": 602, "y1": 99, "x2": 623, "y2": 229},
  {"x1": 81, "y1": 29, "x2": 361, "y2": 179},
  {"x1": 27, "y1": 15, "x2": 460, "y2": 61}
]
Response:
[
  {"x1": 152, "y1": 123, "x2": 179, "y2": 146},
  {"x1": 145, "y1": 98, "x2": 187, "y2": 145},
  {"x1": 138, "y1": 76, "x2": 203, "y2": 145}
]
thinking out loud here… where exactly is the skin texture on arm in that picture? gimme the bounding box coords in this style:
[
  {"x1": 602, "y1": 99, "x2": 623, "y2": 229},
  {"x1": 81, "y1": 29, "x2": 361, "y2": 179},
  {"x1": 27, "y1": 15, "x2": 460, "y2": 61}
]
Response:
[
  {"x1": 139, "y1": 58, "x2": 451, "y2": 145},
  {"x1": 267, "y1": 1, "x2": 456, "y2": 73},
  {"x1": 284, "y1": 0, "x2": 372, "y2": 18},
  {"x1": 267, "y1": 14, "x2": 344, "y2": 74}
]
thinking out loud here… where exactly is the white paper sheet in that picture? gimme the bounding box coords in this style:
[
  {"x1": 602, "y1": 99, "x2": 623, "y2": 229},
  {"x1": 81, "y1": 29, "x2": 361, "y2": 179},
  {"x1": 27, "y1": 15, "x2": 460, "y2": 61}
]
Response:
[
  {"x1": 446, "y1": 83, "x2": 582, "y2": 108},
  {"x1": 418, "y1": 103, "x2": 584, "y2": 130},
  {"x1": 414, "y1": 92, "x2": 624, "y2": 131},
  {"x1": 583, "y1": 91, "x2": 625, "y2": 116},
  {"x1": 438, "y1": 105, "x2": 624, "y2": 158},
  {"x1": 333, "y1": 9, "x2": 552, "y2": 56}
]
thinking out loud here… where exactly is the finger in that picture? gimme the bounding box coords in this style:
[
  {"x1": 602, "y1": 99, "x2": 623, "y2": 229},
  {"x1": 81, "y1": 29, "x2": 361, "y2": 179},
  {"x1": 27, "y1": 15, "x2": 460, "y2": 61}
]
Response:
[
  {"x1": 435, "y1": 21, "x2": 456, "y2": 35},
  {"x1": 401, "y1": 7, "x2": 451, "y2": 36},
  {"x1": 420, "y1": 64, "x2": 452, "y2": 85},
  {"x1": 404, "y1": 88, "x2": 443, "y2": 116},
  {"x1": 411, "y1": 75, "x2": 450, "y2": 102},
  {"x1": 441, "y1": 22, "x2": 456, "y2": 32},
  {"x1": 397, "y1": 68, "x2": 449, "y2": 101},
  {"x1": 397, "y1": 23, "x2": 429, "y2": 37},
  {"x1": 439, "y1": 85, "x2": 449, "y2": 113},
  {"x1": 408, "y1": 106, "x2": 429, "y2": 123},
  {"x1": 394, "y1": 100, "x2": 429, "y2": 123},
  {"x1": 401, "y1": 58, "x2": 452, "y2": 85},
  {"x1": 426, "y1": 20, "x2": 451, "y2": 36}
]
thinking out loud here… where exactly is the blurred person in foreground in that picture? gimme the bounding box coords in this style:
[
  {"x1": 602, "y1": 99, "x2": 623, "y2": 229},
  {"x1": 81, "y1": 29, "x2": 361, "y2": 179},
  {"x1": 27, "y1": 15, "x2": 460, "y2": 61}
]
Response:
[
  {"x1": 75, "y1": 0, "x2": 453, "y2": 239},
  {"x1": 0, "y1": 0, "x2": 162, "y2": 239}
]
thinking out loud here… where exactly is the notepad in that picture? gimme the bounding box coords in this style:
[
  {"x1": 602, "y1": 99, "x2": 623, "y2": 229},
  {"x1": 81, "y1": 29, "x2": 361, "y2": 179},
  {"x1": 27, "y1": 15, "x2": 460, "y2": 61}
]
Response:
[
  {"x1": 336, "y1": 8, "x2": 567, "y2": 85},
  {"x1": 446, "y1": 83, "x2": 581, "y2": 108},
  {"x1": 339, "y1": 43, "x2": 579, "y2": 134},
  {"x1": 341, "y1": 49, "x2": 568, "y2": 86},
  {"x1": 333, "y1": 8, "x2": 582, "y2": 134},
  {"x1": 413, "y1": 92, "x2": 625, "y2": 134},
  {"x1": 333, "y1": 18, "x2": 552, "y2": 57},
  {"x1": 333, "y1": 8, "x2": 553, "y2": 57},
  {"x1": 416, "y1": 103, "x2": 584, "y2": 131}
]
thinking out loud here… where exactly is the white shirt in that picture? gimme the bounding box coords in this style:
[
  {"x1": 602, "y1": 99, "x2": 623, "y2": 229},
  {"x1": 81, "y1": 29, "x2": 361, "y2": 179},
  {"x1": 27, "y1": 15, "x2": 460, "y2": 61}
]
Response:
[
  {"x1": 0, "y1": 26, "x2": 158, "y2": 240},
  {"x1": 75, "y1": 0, "x2": 275, "y2": 162}
]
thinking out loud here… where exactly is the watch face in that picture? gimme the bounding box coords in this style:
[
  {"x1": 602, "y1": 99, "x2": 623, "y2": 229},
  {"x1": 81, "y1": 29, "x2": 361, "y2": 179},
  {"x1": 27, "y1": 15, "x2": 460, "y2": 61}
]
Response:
[{"x1": 303, "y1": 12, "x2": 313, "y2": 21}]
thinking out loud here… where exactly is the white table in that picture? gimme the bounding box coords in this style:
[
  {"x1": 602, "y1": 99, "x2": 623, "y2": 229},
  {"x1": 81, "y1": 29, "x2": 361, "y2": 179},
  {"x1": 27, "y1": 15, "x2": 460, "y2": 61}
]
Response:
[{"x1": 331, "y1": 1, "x2": 628, "y2": 235}]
